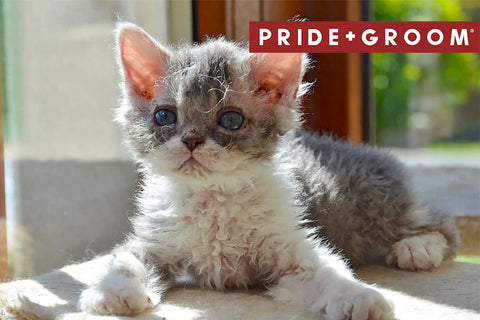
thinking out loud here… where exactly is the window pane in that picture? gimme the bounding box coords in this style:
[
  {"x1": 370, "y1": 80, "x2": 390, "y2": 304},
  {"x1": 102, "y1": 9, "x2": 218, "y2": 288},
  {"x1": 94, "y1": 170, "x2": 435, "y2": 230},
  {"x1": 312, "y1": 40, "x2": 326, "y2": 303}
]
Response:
[
  {"x1": 373, "y1": 0, "x2": 480, "y2": 222},
  {"x1": 1, "y1": 0, "x2": 173, "y2": 278}
]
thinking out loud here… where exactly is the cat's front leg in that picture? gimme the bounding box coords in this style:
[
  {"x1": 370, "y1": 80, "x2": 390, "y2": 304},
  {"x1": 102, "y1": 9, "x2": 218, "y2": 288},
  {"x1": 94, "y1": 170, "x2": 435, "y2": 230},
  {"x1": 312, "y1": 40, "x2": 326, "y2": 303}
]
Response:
[
  {"x1": 77, "y1": 250, "x2": 165, "y2": 316},
  {"x1": 267, "y1": 245, "x2": 394, "y2": 320}
]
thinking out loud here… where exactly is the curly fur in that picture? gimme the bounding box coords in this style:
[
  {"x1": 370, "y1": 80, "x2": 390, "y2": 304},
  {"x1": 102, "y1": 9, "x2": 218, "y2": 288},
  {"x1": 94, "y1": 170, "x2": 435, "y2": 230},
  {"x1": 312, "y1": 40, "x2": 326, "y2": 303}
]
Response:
[
  {"x1": 280, "y1": 131, "x2": 458, "y2": 266},
  {"x1": 77, "y1": 22, "x2": 458, "y2": 319}
]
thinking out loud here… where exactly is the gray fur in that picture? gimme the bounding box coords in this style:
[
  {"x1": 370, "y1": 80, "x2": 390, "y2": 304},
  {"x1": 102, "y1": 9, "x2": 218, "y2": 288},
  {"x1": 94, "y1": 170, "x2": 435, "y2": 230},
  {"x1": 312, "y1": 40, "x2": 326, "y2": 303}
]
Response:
[
  {"x1": 76, "y1": 24, "x2": 459, "y2": 317},
  {"x1": 116, "y1": 38, "x2": 296, "y2": 165},
  {"x1": 116, "y1": 34, "x2": 458, "y2": 268},
  {"x1": 278, "y1": 131, "x2": 459, "y2": 266}
]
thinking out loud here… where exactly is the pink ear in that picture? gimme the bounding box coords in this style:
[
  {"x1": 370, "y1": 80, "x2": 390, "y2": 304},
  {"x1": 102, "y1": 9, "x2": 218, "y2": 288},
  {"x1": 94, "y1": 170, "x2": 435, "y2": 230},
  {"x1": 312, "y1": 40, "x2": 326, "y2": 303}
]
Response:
[
  {"x1": 249, "y1": 52, "x2": 303, "y2": 102},
  {"x1": 118, "y1": 25, "x2": 169, "y2": 100}
]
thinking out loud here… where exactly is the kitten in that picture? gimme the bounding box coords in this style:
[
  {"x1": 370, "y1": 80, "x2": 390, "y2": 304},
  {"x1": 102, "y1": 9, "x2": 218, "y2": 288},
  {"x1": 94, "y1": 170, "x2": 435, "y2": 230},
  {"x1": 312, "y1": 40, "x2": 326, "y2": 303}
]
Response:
[{"x1": 77, "y1": 22, "x2": 458, "y2": 319}]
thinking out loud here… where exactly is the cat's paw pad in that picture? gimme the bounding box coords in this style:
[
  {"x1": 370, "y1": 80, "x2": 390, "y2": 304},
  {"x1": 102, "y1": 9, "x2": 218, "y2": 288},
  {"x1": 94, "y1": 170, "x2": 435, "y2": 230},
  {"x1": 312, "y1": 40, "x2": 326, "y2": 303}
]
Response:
[
  {"x1": 386, "y1": 231, "x2": 447, "y2": 270},
  {"x1": 78, "y1": 277, "x2": 155, "y2": 316},
  {"x1": 324, "y1": 287, "x2": 394, "y2": 320}
]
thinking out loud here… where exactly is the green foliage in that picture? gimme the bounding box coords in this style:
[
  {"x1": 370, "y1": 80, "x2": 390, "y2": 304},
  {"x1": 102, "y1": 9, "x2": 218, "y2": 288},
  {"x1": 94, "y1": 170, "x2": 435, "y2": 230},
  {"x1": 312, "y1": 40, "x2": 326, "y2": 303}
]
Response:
[
  {"x1": 374, "y1": 0, "x2": 480, "y2": 135},
  {"x1": 455, "y1": 255, "x2": 480, "y2": 264},
  {"x1": 427, "y1": 142, "x2": 480, "y2": 155}
]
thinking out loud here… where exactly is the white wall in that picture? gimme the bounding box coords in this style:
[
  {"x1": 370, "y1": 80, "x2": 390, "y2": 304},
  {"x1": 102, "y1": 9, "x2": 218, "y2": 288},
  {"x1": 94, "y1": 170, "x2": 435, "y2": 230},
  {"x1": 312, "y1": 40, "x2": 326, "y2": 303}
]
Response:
[{"x1": 2, "y1": 0, "x2": 184, "y2": 277}]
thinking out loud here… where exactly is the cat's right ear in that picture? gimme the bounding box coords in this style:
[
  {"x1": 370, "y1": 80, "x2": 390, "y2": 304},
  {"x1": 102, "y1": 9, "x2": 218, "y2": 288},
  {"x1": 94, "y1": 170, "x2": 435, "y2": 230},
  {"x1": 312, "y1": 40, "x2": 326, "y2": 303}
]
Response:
[{"x1": 115, "y1": 23, "x2": 170, "y2": 100}]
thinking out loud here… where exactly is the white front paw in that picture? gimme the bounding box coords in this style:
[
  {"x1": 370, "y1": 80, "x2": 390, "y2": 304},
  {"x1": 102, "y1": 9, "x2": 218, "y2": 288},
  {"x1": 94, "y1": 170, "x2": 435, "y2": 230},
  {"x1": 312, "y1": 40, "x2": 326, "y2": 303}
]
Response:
[
  {"x1": 78, "y1": 275, "x2": 155, "y2": 316},
  {"x1": 350, "y1": 288, "x2": 394, "y2": 320},
  {"x1": 322, "y1": 286, "x2": 394, "y2": 320}
]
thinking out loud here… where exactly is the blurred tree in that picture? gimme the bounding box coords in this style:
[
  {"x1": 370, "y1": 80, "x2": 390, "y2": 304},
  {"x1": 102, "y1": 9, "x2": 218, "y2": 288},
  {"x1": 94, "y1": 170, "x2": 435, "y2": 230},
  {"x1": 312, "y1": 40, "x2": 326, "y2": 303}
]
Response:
[{"x1": 374, "y1": 0, "x2": 480, "y2": 146}]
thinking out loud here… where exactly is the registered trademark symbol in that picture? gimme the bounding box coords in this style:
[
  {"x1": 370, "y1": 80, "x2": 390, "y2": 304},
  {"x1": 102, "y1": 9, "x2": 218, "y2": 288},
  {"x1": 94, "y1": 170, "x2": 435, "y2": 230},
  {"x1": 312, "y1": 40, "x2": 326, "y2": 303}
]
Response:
[{"x1": 470, "y1": 28, "x2": 475, "y2": 33}]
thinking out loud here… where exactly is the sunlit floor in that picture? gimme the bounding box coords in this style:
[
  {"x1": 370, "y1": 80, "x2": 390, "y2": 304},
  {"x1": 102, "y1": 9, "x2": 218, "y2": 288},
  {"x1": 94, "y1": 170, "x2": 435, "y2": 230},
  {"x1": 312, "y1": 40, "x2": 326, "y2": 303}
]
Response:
[{"x1": 0, "y1": 255, "x2": 478, "y2": 320}]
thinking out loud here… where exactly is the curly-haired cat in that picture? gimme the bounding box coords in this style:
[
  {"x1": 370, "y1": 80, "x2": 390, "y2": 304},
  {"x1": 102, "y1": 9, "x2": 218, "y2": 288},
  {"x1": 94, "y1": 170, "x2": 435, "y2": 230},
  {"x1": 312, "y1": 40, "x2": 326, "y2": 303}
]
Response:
[{"x1": 77, "y1": 23, "x2": 458, "y2": 319}]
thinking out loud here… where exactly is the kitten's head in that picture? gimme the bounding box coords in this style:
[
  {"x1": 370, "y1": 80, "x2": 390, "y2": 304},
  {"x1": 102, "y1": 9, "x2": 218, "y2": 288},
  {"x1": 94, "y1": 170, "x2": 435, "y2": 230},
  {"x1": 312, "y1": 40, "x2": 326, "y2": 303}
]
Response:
[{"x1": 115, "y1": 23, "x2": 309, "y2": 183}]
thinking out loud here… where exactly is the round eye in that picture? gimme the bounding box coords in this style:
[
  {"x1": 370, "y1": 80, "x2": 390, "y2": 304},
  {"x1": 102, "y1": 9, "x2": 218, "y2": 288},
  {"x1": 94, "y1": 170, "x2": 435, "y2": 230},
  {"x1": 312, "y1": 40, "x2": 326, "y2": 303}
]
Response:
[
  {"x1": 154, "y1": 109, "x2": 177, "y2": 126},
  {"x1": 218, "y1": 111, "x2": 244, "y2": 131}
]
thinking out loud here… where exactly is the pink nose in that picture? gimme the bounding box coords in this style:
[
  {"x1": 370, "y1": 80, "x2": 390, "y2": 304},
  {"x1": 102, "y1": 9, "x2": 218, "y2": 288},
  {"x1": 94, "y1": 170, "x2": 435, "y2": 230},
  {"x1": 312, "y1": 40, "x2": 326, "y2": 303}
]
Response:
[{"x1": 181, "y1": 136, "x2": 204, "y2": 151}]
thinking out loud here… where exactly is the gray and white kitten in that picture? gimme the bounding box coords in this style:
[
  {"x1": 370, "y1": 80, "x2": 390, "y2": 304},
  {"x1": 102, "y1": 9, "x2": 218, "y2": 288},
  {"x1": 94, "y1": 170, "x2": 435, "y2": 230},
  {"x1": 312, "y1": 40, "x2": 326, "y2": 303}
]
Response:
[{"x1": 78, "y1": 23, "x2": 458, "y2": 320}]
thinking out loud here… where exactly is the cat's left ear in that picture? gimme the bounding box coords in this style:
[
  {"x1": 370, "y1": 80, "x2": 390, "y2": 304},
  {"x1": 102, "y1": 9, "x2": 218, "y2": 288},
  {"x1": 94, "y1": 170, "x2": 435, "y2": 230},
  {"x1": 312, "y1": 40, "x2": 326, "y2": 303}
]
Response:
[
  {"x1": 116, "y1": 23, "x2": 170, "y2": 100},
  {"x1": 249, "y1": 52, "x2": 304, "y2": 103}
]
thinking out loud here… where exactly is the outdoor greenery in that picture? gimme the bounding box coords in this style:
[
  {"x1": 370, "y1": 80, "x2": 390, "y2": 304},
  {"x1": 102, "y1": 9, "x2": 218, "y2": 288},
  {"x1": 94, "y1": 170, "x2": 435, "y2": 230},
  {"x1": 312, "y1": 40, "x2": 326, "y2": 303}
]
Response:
[
  {"x1": 427, "y1": 142, "x2": 480, "y2": 152},
  {"x1": 374, "y1": 0, "x2": 480, "y2": 146},
  {"x1": 455, "y1": 255, "x2": 480, "y2": 264}
]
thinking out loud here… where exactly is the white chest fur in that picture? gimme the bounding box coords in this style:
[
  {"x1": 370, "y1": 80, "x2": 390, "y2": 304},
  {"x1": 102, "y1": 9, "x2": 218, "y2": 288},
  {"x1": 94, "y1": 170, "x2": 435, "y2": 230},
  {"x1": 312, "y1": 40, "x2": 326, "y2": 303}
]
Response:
[
  {"x1": 176, "y1": 186, "x2": 263, "y2": 288},
  {"x1": 137, "y1": 169, "x2": 304, "y2": 290}
]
